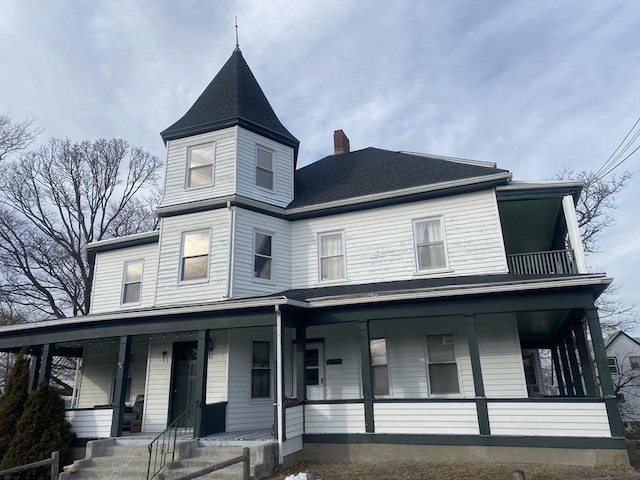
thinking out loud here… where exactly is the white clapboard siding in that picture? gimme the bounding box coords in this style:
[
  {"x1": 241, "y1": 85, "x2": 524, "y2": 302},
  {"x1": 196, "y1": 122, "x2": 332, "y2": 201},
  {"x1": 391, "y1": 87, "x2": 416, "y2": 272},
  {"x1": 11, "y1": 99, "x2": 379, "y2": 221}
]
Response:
[
  {"x1": 77, "y1": 343, "x2": 118, "y2": 408},
  {"x1": 160, "y1": 128, "x2": 237, "y2": 208},
  {"x1": 231, "y1": 209, "x2": 292, "y2": 298},
  {"x1": 206, "y1": 329, "x2": 229, "y2": 403},
  {"x1": 285, "y1": 405, "x2": 304, "y2": 438},
  {"x1": 281, "y1": 436, "x2": 303, "y2": 457},
  {"x1": 143, "y1": 337, "x2": 173, "y2": 432},
  {"x1": 236, "y1": 128, "x2": 294, "y2": 207},
  {"x1": 290, "y1": 190, "x2": 507, "y2": 289},
  {"x1": 488, "y1": 402, "x2": 611, "y2": 437},
  {"x1": 129, "y1": 337, "x2": 150, "y2": 404},
  {"x1": 65, "y1": 409, "x2": 113, "y2": 438},
  {"x1": 374, "y1": 402, "x2": 479, "y2": 434},
  {"x1": 90, "y1": 243, "x2": 159, "y2": 314},
  {"x1": 155, "y1": 209, "x2": 230, "y2": 306},
  {"x1": 307, "y1": 324, "x2": 362, "y2": 400},
  {"x1": 477, "y1": 314, "x2": 527, "y2": 398},
  {"x1": 226, "y1": 327, "x2": 275, "y2": 432},
  {"x1": 304, "y1": 404, "x2": 366, "y2": 434}
]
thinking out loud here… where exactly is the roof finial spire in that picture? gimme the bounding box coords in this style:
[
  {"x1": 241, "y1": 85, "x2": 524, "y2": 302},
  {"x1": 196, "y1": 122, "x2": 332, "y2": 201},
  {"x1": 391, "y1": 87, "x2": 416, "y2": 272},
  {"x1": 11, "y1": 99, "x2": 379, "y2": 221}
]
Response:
[{"x1": 234, "y1": 16, "x2": 240, "y2": 52}]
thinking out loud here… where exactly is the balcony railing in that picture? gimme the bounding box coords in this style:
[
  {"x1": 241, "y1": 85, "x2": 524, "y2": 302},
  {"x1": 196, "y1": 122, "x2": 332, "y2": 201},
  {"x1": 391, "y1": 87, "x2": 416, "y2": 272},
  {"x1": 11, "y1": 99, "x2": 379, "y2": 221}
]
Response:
[{"x1": 507, "y1": 249, "x2": 577, "y2": 275}]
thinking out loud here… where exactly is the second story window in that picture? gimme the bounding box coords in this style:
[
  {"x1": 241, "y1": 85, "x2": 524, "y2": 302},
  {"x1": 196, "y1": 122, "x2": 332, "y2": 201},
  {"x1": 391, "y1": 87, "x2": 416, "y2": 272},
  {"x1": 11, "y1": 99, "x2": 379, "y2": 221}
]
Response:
[
  {"x1": 631, "y1": 356, "x2": 640, "y2": 370},
  {"x1": 318, "y1": 232, "x2": 345, "y2": 281},
  {"x1": 608, "y1": 356, "x2": 619, "y2": 374},
  {"x1": 187, "y1": 143, "x2": 215, "y2": 188},
  {"x1": 121, "y1": 260, "x2": 143, "y2": 304},
  {"x1": 180, "y1": 231, "x2": 210, "y2": 281},
  {"x1": 254, "y1": 231, "x2": 272, "y2": 280},
  {"x1": 256, "y1": 147, "x2": 274, "y2": 190},
  {"x1": 413, "y1": 217, "x2": 447, "y2": 271}
]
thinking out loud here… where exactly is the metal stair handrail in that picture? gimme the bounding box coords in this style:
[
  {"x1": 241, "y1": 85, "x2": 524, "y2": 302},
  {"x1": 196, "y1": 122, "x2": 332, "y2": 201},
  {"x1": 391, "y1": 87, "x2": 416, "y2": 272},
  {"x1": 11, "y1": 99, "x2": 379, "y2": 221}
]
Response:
[{"x1": 147, "y1": 401, "x2": 199, "y2": 480}]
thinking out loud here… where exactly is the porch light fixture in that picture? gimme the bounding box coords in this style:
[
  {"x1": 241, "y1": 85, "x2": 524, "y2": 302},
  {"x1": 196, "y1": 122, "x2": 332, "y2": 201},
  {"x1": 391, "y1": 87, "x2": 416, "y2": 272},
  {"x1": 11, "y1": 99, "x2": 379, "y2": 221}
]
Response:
[{"x1": 162, "y1": 350, "x2": 168, "y2": 363}]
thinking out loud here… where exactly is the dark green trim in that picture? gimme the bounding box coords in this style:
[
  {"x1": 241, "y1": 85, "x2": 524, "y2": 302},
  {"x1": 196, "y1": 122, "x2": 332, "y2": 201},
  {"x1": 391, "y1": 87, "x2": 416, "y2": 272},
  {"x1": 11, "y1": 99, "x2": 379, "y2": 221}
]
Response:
[
  {"x1": 302, "y1": 433, "x2": 625, "y2": 449},
  {"x1": 573, "y1": 321, "x2": 597, "y2": 396},
  {"x1": 565, "y1": 332, "x2": 584, "y2": 396},
  {"x1": 304, "y1": 397, "x2": 608, "y2": 405},
  {"x1": 464, "y1": 315, "x2": 489, "y2": 435},
  {"x1": 296, "y1": 326, "x2": 306, "y2": 401},
  {"x1": 551, "y1": 347, "x2": 566, "y2": 396},
  {"x1": 605, "y1": 396, "x2": 625, "y2": 439},
  {"x1": 111, "y1": 336, "x2": 132, "y2": 437},
  {"x1": 496, "y1": 186, "x2": 581, "y2": 203},
  {"x1": 194, "y1": 330, "x2": 209, "y2": 438},
  {"x1": 29, "y1": 354, "x2": 40, "y2": 393},
  {"x1": 38, "y1": 343, "x2": 53, "y2": 384},
  {"x1": 358, "y1": 320, "x2": 374, "y2": 433},
  {"x1": 475, "y1": 398, "x2": 490, "y2": 436},
  {"x1": 558, "y1": 341, "x2": 575, "y2": 396}
]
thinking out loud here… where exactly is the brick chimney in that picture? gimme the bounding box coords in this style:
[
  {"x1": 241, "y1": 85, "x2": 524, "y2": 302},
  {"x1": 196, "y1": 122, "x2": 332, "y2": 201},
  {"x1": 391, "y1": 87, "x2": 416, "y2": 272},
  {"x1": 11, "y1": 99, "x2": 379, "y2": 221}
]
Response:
[{"x1": 333, "y1": 130, "x2": 350, "y2": 155}]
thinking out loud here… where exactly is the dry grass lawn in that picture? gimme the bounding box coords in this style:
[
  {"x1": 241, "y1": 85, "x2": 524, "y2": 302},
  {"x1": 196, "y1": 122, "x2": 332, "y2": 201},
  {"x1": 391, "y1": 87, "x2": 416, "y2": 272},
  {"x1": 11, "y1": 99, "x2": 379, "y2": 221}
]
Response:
[{"x1": 265, "y1": 461, "x2": 640, "y2": 480}]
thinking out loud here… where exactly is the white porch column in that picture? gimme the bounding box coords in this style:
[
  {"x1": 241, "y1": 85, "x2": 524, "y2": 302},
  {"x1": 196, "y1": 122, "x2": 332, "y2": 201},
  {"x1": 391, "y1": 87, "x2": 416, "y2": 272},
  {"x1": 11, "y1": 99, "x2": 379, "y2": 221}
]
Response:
[
  {"x1": 562, "y1": 195, "x2": 587, "y2": 273},
  {"x1": 275, "y1": 305, "x2": 284, "y2": 465}
]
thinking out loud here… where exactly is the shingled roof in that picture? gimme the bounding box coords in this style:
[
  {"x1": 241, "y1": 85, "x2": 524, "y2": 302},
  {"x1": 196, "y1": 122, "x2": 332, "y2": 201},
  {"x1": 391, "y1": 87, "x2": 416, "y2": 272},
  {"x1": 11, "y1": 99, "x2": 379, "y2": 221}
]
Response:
[
  {"x1": 289, "y1": 147, "x2": 511, "y2": 209},
  {"x1": 161, "y1": 48, "x2": 299, "y2": 160}
]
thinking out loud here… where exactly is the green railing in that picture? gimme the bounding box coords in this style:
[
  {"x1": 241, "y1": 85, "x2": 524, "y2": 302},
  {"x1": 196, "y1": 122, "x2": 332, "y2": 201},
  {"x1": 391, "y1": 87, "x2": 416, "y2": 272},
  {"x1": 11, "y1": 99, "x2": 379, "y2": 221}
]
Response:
[{"x1": 147, "y1": 401, "x2": 199, "y2": 480}]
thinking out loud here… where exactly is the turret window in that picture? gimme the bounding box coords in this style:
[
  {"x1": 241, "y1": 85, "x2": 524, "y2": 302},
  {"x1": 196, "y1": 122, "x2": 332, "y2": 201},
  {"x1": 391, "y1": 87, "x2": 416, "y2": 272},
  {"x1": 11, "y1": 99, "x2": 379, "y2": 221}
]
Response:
[
  {"x1": 187, "y1": 143, "x2": 215, "y2": 188},
  {"x1": 121, "y1": 260, "x2": 143, "y2": 304},
  {"x1": 253, "y1": 231, "x2": 273, "y2": 280},
  {"x1": 256, "y1": 146, "x2": 274, "y2": 190},
  {"x1": 180, "y1": 231, "x2": 210, "y2": 281}
]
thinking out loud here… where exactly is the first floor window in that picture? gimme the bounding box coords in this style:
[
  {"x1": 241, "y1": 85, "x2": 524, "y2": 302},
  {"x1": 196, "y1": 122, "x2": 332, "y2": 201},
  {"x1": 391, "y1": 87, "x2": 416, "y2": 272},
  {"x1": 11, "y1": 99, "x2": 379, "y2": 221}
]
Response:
[
  {"x1": 370, "y1": 338, "x2": 389, "y2": 396},
  {"x1": 252, "y1": 341, "x2": 271, "y2": 398},
  {"x1": 181, "y1": 231, "x2": 210, "y2": 281},
  {"x1": 427, "y1": 334, "x2": 459, "y2": 395},
  {"x1": 319, "y1": 232, "x2": 345, "y2": 281},
  {"x1": 187, "y1": 143, "x2": 215, "y2": 188},
  {"x1": 413, "y1": 218, "x2": 447, "y2": 271},
  {"x1": 122, "y1": 261, "x2": 143, "y2": 304},
  {"x1": 254, "y1": 231, "x2": 272, "y2": 280},
  {"x1": 630, "y1": 356, "x2": 640, "y2": 370},
  {"x1": 256, "y1": 147, "x2": 274, "y2": 190},
  {"x1": 608, "y1": 356, "x2": 619, "y2": 374}
]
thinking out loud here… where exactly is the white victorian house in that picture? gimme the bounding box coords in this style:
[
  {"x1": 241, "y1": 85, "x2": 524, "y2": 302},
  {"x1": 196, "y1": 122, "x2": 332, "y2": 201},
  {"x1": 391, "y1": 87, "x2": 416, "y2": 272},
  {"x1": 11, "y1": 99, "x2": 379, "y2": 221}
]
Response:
[{"x1": 0, "y1": 47, "x2": 628, "y2": 470}]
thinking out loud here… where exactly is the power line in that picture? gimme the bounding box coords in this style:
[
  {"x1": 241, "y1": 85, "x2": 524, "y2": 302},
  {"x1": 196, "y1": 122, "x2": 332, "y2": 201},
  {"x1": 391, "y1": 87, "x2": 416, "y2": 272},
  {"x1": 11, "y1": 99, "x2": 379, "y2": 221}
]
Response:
[
  {"x1": 594, "y1": 116, "x2": 640, "y2": 180},
  {"x1": 598, "y1": 143, "x2": 640, "y2": 179}
]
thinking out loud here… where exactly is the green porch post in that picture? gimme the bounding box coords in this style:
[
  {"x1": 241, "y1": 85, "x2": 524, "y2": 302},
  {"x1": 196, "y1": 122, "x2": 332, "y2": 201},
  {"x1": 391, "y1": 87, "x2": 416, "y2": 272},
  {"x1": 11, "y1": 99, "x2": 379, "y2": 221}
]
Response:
[
  {"x1": 558, "y1": 340, "x2": 575, "y2": 396},
  {"x1": 296, "y1": 325, "x2": 306, "y2": 401},
  {"x1": 551, "y1": 347, "x2": 566, "y2": 396},
  {"x1": 111, "y1": 336, "x2": 132, "y2": 437},
  {"x1": 565, "y1": 333, "x2": 584, "y2": 396},
  {"x1": 38, "y1": 343, "x2": 53, "y2": 385},
  {"x1": 194, "y1": 330, "x2": 210, "y2": 438},
  {"x1": 358, "y1": 320, "x2": 375, "y2": 433},
  {"x1": 464, "y1": 315, "x2": 490, "y2": 435},
  {"x1": 28, "y1": 350, "x2": 42, "y2": 393},
  {"x1": 585, "y1": 308, "x2": 624, "y2": 437},
  {"x1": 573, "y1": 320, "x2": 597, "y2": 396}
]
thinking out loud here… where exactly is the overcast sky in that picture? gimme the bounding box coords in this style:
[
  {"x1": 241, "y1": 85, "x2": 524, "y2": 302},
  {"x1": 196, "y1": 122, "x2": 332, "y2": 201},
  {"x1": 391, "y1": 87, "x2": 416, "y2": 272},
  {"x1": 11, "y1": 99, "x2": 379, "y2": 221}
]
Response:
[{"x1": 1, "y1": 0, "x2": 638, "y2": 326}]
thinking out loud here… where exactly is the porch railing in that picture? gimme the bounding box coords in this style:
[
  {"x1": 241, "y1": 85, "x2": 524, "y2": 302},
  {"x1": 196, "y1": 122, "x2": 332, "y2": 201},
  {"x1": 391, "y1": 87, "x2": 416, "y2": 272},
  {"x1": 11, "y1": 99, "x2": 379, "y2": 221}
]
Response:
[
  {"x1": 507, "y1": 249, "x2": 577, "y2": 275},
  {"x1": 147, "y1": 401, "x2": 199, "y2": 480}
]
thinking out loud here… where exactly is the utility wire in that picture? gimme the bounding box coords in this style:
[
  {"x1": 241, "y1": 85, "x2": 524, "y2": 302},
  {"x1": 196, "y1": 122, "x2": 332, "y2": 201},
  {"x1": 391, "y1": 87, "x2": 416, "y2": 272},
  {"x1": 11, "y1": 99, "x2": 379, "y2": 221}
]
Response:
[
  {"x1": 598, "y1": 143, "x2": 640, "y2": 179},
  {"x1": 594, "y1": 116, "x2": 640, "y2": 180}
]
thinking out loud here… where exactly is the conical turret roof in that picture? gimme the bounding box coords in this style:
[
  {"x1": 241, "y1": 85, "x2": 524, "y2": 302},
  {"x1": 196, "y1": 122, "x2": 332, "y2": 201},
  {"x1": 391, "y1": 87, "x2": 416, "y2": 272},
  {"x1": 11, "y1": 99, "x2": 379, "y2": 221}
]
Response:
[{"x1": 161, "y1": 49, "x2": 299, "y2": 160}]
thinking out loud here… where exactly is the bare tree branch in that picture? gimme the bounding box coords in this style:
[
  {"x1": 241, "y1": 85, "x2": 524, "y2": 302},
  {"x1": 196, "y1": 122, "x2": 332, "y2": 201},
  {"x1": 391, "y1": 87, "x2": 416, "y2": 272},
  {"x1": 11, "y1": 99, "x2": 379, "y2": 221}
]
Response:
[{"x1": 0, "y1": 114, "x2": 42, "y2": 162}]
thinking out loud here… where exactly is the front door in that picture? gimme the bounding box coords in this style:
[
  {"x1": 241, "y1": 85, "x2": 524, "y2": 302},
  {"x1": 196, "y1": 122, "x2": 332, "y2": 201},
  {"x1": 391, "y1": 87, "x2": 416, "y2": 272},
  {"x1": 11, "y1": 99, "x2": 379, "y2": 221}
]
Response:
[
  {"x1": 306, "y1": 343, "x2": 325, "y2": 400},
  {"x1": 169, "y1": 341, "x2": 198, "y2": 425}
]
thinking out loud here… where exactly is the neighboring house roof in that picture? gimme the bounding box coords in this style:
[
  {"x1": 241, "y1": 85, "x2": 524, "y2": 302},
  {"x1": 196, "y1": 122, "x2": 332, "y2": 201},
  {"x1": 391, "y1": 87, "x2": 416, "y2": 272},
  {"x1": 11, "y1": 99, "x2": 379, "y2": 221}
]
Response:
[
  {"x1": 605, "y1": 331, "x2": 640, "y2": 350},
  {"x1": 289, "y1": 147, "x2": 511, "y2": 209},
  {"x1": 160, "y1": 48, "x2": 299, "y2": 160}
]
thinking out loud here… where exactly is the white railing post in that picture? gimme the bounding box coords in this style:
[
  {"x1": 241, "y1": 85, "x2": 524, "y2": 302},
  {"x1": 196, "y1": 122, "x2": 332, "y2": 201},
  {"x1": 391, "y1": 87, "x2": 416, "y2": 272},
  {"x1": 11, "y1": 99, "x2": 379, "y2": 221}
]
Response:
[{"x1": 562, "y1": 195, "x2": 588, "y2": 273}]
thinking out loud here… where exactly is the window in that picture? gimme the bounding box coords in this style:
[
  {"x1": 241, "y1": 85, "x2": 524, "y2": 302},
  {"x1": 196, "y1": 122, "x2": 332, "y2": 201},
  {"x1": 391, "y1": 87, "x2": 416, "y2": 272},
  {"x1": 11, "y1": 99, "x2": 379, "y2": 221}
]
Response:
[
  {"x1": 251, "y1": 341, "x2": 271, "y2": 398},
  {"x1": 254, "y1": 232, "x2": 272, "y2": 280},
  {"x1": 318, "y1": 232, "x2": 345, "y2": 281},
  {"x1": 256, "y1": 147, "x2": 274, "y2": 190},
  {"x1": 121, "y1": 261, "x2": 143, "y2": 304},
  {"x1": 630, "y1": 356, "x2": 640, "y2": 370},
  {"x1": 608, "y1": 356, "x2": 619, "y2": 375},
  {"x1": 187, "y1": 143, "x2": 214, "y2": 188},
  {"x1": 413, "y1": 218, "x2": 447, "y2": 271},
  {"x1": 427, "y1": 334, "x2": 459, "y2": 395},
  {"x1": 370, "y1": 338, "x2": 389, "y2": 396},
  {"x1": 180, "y1": 231, "x2": 210, "y2": 281},
  {"x1": 522, "y1": 353, "x2": 540, "y2": 396}
]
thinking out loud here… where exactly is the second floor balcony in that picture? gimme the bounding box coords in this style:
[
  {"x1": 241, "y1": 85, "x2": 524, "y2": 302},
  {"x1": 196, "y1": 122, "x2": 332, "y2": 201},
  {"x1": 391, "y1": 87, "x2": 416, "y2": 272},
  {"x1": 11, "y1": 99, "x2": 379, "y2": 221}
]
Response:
[{"x1": 507, "y1": 249, "x2": 577, "y2": 275}]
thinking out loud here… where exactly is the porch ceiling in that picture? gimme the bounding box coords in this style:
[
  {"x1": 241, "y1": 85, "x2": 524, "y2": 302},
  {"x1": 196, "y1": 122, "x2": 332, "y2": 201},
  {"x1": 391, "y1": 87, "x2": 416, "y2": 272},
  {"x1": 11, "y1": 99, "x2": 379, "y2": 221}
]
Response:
[
  {"x1": 498, "y1": 198, "x2": 564, "y2": 254},
  {"x1": 516, "y1": 309, "x2": 570, "y2": 344}
]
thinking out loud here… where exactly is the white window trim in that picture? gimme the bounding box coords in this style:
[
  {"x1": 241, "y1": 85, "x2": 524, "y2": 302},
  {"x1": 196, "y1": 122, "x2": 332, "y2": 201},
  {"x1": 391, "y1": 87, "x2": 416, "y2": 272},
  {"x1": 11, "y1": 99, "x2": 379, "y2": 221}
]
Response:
[
  {"x1": 425, "y1": 332, "x2": 462, "y2": 398},
  {"x1": 412, "y1": 216, "x2": 449, "y2": 273},
  {"x1": 255, "y1": 145, "x2": 275, "y2": 192},
  {"x1": 317, "y1": 230, "x2": 347, "y2": 283},
  {"x1": 185, "y1": 142, "x2": 215, "y2": 190},
  {"x1": 120, "y1": 259, "x2": 144, "y2": 306},
  {"x1": 250, "y1": 338, "x2": 273, "y2": 401},
  {"x1": 252, "y1": 229, "x2": 275, "y2": 284},
  {"x1": 178, "y1": 229, "x2": 211, "y2": 284}
]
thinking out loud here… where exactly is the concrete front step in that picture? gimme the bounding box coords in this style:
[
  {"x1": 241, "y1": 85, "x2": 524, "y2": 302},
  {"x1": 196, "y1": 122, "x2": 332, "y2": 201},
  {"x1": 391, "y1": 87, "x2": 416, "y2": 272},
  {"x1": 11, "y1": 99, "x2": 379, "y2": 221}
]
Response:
[{"x1": 59, "y1": 438, "x2": 278, "y2": 480}]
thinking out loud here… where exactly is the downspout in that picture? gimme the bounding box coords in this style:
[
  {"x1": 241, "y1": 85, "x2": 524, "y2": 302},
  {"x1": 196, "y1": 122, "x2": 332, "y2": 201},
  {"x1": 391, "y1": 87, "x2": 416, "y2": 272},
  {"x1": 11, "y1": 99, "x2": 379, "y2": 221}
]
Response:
[
  {"x1": 562, "y1": 195, "x2": 588, "y2": 273},
  {"x1": 226, "y1": 201, "x2": 236, "y2": 298},
  {"x1": 275, "y1": 305, "x2": 284, "y2": 465}
]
